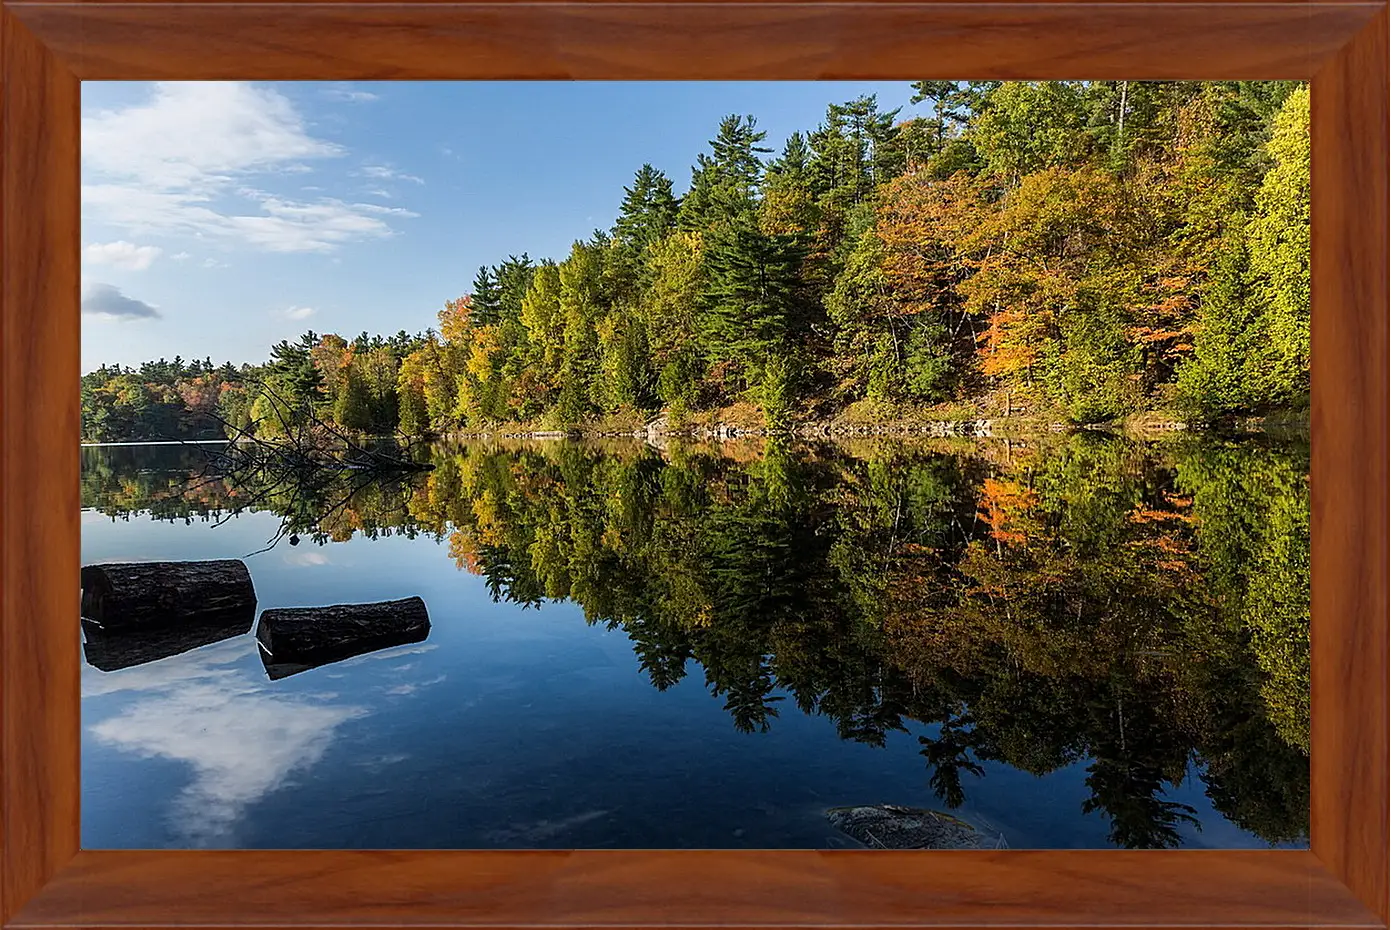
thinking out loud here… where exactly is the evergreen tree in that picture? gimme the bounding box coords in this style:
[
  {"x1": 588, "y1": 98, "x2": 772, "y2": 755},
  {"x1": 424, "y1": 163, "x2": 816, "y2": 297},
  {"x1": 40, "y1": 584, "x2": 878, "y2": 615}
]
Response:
[
  {"x1": 679, "y1": 115, "x2": 771, "y2": 230},
  {"x1": 496, "y1": 254, "x2": 536, "y2": 323},
  {"x1": 614, "y1": 164, "x2": 680, "y2": 253},
  {"x1": 701, "y1": 219, "x2": 804, "y2": 390},
  {"x1": 470, "y1": 266, "x2": 503, "y2": 326},
  {"x1": 265, "y1": 332, "x2": 325, "y2": 415}
]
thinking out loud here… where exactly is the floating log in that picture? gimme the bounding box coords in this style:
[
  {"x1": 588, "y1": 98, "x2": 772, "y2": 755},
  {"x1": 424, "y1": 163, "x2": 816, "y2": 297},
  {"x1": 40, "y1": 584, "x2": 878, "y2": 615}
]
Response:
[
  {"x1": 82, "y1": 608, "x2": 254, "y2": 672},
  {"x1": 81, "y1": 559, "x2": 256, "y2": 631},
  {"x1": 256, "y1": 596, "x2": 430, "y2": 680}
]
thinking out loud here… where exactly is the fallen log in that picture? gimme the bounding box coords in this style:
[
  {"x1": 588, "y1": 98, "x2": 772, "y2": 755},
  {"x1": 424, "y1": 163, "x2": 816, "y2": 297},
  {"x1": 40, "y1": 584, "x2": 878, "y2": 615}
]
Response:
[
  {"x1": 81, "y1": 559, "x2": 256, "y2": 630},
  {"x1": 82, "y1": 608, "x2": 254, "y2": 672},
  {"x1": 256, "y1": 596, "x2": 430, "y2": 680}
]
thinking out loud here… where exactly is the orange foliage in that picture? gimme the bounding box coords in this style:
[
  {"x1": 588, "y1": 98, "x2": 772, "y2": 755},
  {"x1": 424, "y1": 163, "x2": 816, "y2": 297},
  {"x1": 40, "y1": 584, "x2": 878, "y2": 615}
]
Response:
[
  {"x1": 449, "y1": 529, "x2": 484, "y2": 575},
  {"x1": 976, "y1": 477, "x2": 1039, "y2": 546},
  {"x1": 439, "y1": 296, "x2": 474, "y2": 345},
  {"x1": 875, "y1": 172, "x2": 983, "y2": 320}
]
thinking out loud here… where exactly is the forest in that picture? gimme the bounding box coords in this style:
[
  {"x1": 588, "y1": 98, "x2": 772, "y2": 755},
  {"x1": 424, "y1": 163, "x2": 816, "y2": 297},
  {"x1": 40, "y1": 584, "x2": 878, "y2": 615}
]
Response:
[
  {"x1": 81, "y1": 80, "x2": 1310, "y2": 443},
  {"x1": 84, "y1": 432, "x2": 1310, "y2": 848}
]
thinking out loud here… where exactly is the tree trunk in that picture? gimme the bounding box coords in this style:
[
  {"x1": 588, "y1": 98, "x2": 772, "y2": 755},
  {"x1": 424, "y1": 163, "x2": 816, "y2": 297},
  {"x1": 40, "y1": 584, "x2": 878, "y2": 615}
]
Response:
[
  {"x1": 256, "y1": 596, "x2": 431, "y2": 680},
  {"x1": 81, "y1": 559, "x2": 256, "y2": 630}
]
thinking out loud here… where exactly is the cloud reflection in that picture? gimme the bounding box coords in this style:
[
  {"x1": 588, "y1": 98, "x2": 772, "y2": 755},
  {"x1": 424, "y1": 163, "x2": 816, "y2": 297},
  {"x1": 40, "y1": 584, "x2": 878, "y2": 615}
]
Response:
[{"x1": 85, "y1": 637, "x2": 367, "y2": 846}]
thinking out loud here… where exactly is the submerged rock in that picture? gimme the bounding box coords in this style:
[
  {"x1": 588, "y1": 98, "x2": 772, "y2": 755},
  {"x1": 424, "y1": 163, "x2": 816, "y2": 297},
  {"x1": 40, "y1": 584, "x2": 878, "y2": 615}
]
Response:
[{"x1": 826, "y1": 804, "x2": 989, "y2": 849}]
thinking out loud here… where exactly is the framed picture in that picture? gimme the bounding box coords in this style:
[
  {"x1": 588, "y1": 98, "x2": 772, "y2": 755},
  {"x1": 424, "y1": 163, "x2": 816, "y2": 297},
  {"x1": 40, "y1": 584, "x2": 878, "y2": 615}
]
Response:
[{"x1": 2, "y1": 1, "x2": 1386, "y2": 928}]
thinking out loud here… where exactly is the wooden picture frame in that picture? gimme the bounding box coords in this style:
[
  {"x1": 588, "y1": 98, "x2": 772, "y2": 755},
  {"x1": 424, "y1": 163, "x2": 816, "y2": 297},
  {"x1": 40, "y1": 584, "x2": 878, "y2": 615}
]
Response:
[{"x1": 2, "y1": 2, "x2": 1386, "y2": 927}]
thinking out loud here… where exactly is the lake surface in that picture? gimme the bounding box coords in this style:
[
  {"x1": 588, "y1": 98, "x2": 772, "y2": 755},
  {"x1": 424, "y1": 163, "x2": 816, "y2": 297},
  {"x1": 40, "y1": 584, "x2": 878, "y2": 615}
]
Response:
[{"x1": 80, "y1": 433, "x2": 1309, "y2": 850}]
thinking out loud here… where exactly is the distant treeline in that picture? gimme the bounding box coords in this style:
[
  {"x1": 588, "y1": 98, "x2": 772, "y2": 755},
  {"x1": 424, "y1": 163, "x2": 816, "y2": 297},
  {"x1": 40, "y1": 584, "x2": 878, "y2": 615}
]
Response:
[
  {"x1": 80, "y1": 332, "x2": 432, "y2": 443},
  {"x1": 82, "y1": 80, "x2": 1310, "y2": 443}
]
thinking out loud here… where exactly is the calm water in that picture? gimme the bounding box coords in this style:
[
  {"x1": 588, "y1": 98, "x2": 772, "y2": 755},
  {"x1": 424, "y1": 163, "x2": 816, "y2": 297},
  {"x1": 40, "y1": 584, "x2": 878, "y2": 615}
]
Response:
[{"x1": 80, "y1": 434, "x2": 1309, "y2": 850}]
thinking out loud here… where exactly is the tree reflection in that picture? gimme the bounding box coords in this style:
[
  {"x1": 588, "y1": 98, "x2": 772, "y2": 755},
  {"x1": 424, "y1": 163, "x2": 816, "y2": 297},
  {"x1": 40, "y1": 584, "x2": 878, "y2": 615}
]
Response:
[{"x1": 83, "y1": 432, "x2": 1310, "y2": 847}]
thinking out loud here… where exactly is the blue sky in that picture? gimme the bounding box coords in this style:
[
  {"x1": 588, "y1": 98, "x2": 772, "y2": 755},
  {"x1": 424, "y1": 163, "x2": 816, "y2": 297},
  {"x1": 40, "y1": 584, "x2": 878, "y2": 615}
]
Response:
[{"x1": 81, "y1": 81, "x2": 926, "y2": 372}]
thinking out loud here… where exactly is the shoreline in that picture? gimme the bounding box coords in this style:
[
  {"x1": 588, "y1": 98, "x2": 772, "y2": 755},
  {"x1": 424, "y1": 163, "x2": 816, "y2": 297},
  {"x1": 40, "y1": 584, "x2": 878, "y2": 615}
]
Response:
[
  {"x1": 80, "y1": 410, "x2": 1309, "y2": 448},
  {"x1": 436, "y1": 411, "x2": 1307, "y2": 444}
]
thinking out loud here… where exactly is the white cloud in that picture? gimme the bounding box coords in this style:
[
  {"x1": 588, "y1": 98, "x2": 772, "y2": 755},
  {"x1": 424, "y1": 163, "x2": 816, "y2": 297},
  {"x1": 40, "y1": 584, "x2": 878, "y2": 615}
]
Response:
[
  {"x1": 82, "y1": 83, "x2": 413, "y2": 254},
  {"x1": 84, "y1": 82, "x2": 339, "y2": 189},
  {"x1": 283, "y1": 306, "x2": 315, "y2": 321},
  {"x1": 325, "y1": 85, "x2": 381, "y2": 104},
  {"x1": 171, "y1": 251, "x2": 191, "y2": 261},
  {"x1": 83, "y1": 240, "x2": 163, "y2": 271},
  {"x1": 355, "y1": 203, "x2": 419, "y2": 217},
  {"x1": 360, "y1": 164, "x2": 425, "y2": 185},
  {"x1": 82, "y1": 283, "x2": 161, "y2": 320}
]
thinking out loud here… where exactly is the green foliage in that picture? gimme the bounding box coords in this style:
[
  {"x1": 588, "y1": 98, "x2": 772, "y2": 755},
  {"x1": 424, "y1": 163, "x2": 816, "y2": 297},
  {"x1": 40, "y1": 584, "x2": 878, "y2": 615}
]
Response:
[
  {"x1": 1048, "y1": 302, "x2": 1142, "y2": 423},
  {"x1": 971, "y1": 81, "x2": 1089, "y2": 182},
  {"x1": 470, "y1": 266, "x2": 502, "y2": 326},
  {"x1": 615, "y1": 164, "x2": 680, "y2": 254},
  {"x1": 85, "y1": 81, "x2": 1309, "y2": 439},
  {"x1": 333, "y1": 364, "x2": 374, "y2": 432},
  {"x1": 1246, "y1": 85, "x2": 1310, "y2": 406},
  {"x1": 1177, "y1": 227, "x2": 1263, "y2": 416},
  {"x1": 598, "y1": 313, "x2": 656, "y2": 411},
  {"x1": 759, "y1": 354, "x2": 796, "y2": 431},
  {"x1": 701, "y1": 219, "x2": 804, "y2": 392}
]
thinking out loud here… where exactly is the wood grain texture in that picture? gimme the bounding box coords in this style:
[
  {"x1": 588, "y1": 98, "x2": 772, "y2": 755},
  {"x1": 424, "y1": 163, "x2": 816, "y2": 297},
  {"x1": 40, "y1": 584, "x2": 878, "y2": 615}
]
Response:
[
  {"x1": 7, "y1": 849, "x2": 1387, "y2": 928},
  {"x1": 0, "y1": 0, "x2": 1387, "y2": 928},
  {"x1": 0, "y1": 5, "x2": 81, "y2": 927},
  {"x1": 1, "y1": 0, "x2": 1375, "y2": 5},
  {"x1": 1310, "y1": 7, "x2": 1390, "y2": 927},
  {"x1": 1, "y1": 2, "x2": 1381, "y2": 81}
]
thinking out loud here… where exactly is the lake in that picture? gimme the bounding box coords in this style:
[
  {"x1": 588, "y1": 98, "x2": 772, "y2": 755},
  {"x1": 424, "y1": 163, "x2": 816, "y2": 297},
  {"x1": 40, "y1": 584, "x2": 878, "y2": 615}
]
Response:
[{"x1": 80, "y1": 433, "x2": 1309, "y2": 850}]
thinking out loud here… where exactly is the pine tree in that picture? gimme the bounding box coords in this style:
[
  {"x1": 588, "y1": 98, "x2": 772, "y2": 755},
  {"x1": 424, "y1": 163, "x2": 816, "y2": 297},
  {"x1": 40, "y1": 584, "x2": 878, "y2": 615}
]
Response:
[
  {"x1": 495, "y1": 254, "x2": 536, "y2": 323},
  {"x1": 614, "y1": 164, "x2": 680, "y2": 252},
  {"x1": 470, "y1": 266, "x2": 503, "y2": 326},
  {"x1": 761, "y1": 133, "x2": 822, "y2": 239},
  {"x1": 701, "y1": 219, "x2": 804, "y2": 389},
  {"x1": 678, "y1": 115, "x2": 770, "y2": 231},
  {"x1": 266, "y1": 333, "x2": 325, "y2": 416}
]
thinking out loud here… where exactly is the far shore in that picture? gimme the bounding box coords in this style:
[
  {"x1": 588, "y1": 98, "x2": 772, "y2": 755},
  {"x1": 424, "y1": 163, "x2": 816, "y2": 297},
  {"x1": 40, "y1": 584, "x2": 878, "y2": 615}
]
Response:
[
  {"x1": 437, "y1": 409, "x2": 1309, "y2": 445},
  {"x1": 81, "y1": 409, "x2": 1309, "y2": 449}
]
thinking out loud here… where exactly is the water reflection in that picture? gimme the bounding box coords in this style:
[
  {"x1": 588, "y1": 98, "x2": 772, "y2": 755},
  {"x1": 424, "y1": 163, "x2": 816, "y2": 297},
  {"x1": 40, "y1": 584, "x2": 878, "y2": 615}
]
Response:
[
  {"x1": 81, "y1": 433, "x2": 1309, "y2": 849},
  {"x1": 82, "y1": 609, "x2": 255, "y2": 672},
  {"x1": 83, "y1": 636, "x2": 369, "y2": 847}
]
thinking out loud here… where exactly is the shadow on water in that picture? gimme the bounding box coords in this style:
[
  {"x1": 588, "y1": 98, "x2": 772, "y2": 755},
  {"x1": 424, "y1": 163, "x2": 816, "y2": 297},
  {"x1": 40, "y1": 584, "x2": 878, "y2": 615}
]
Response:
[{"x1": 82, "y1": 608, "x2": 256, "y2": 672}]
